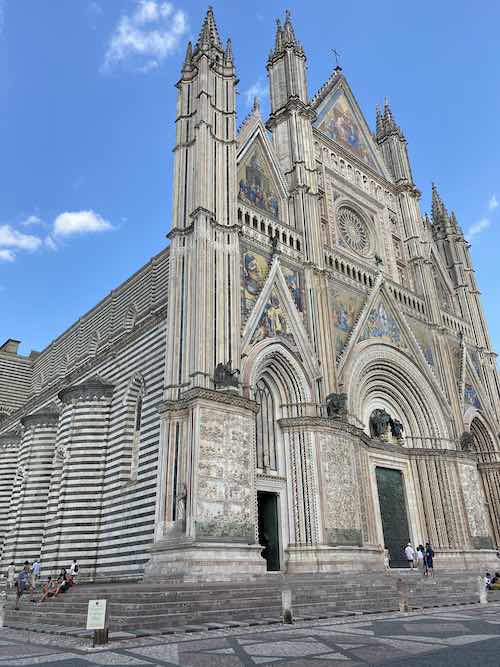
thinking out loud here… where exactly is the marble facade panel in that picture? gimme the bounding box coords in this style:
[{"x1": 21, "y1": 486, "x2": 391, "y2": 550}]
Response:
[{"x1": 458, "y1": 462, "x2": 492, "y2": 547}]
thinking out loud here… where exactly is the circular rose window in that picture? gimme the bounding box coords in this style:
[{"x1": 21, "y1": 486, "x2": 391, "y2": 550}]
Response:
[{"x1": 337, "y1": 206, "x2": 371, "y2": 256}]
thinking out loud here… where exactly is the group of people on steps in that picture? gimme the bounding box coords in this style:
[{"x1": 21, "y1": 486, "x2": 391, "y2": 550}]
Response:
[
  {"x1": 5, "y1": 559, "x2": 79, "y2": 609},
  {"x1": 404, "y1": 542, "x2": 434, "y2": 575}
]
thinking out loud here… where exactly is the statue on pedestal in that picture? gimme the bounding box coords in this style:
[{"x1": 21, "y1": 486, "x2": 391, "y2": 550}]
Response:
[
  {"x1": 460, "y1": 431, "x2": 475, "y2": 452},
  {"x1": 214, "y1": 360, "x2": 240, "y2": 389},
  {"x1": 325, "y1": 392, "x2": 347, "y2": 418},
  {"x1": 370, "y1": 409, "x2": 391, "y2": 438},
  {"x1": 390, "y1": 418, "x2": 404, "y2": 439}
]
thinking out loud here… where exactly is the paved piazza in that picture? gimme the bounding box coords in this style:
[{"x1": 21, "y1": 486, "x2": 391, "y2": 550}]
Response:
[{"x1": 0, "y1": 604, "x2": 499, "y2": 666}]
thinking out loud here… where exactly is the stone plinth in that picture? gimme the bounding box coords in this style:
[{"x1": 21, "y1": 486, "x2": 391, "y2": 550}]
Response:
[{"x1": 286, "y1": 544, "x2": 384, "y2": 574}]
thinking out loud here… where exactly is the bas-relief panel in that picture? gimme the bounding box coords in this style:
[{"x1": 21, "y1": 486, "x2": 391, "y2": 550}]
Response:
[
  {"x1": 319, "y1": 431, "x2": 362, "y2": 546},
  {"x1": 332, "y1": 286, "x2": 365, "y2": 356},
  {"x1": 238, "y1": 144, "x2": 280, "y2": 218},
  {"x1": 408, "y1": 317, "x2": 434, "y2": 367},
  {"x1": 448, "y1": 338, "x2": 462, "y2": 383},
  {"x1": 315, "y1": 89, "x2": 375, "y2": 168},
  {"x1": 196, "y1": 408, "x2": 255, "y2": 542},
  {"x1": 464, "y1": 383, "x2": 481, "y2": 410},
  {"x1": 458, "y1": 463, "x2": 491, "y2": 542},
  {"x1": 359, "y1": 301, "x2": 407, "y2": 351},
  {"x1": 251, "y1": 288, "x2": 295, "y2": 346},
  {"x1": 468, "y1": 347, "x2": 482, "y2": 378}
]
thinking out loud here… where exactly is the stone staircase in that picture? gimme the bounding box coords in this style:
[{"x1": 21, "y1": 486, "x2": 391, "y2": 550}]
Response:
[{"x1": 4, "y1": 570, "x2": 496, "y2": 640}]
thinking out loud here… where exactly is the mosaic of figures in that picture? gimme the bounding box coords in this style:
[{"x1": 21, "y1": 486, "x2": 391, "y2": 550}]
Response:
[
  {"x1": 242, "y1": 249, "x2": 304, "y2": 321},
  {"x1": 464, "y1": 383, "x2": 481, "y2": 410},
  {"x1": 238, "y1": 143, "x2": 279, "y2": 218},
  {"x1": 251, "y1": 288, "x2": 295, "y2": 345},
  {"x1": 408, "y1": 317, "x2": 435, "y2": 367},
  {"x1": 359, "y1": 300, "x2": 407, "y2": 350},
  {"x1": 315, "y1": 89, "x2": 375, "y2": 168},
  {"x1": 332, "y1": 286, "x2": 365, "y2": 356}
]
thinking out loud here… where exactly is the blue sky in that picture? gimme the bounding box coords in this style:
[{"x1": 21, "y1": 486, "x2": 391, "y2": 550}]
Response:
[{"x1": 1, "y1": 1, "x2": 500, "y2": 357}]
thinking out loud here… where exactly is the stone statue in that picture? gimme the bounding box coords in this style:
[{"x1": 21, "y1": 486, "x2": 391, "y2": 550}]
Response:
[
  {"x1": 214, "y1": 360, "x2": 240, "y2": 389},
  {"x1": 460, "y1": 431, "x2": 475, "y2": 452},
  {"x1": 271, "y1": 229, "x2": 280, "y2": 255},
  {"x1": 370, "y1": 409, "x2": 391, "y2": 438},
  {"x1": 325, "y1": 392, "x2": 347, "y2": 418},
  {"x1": 390, "y1": 418, "x2": 404, "y2": 439},
  {"x1": 176, "y1": 484, "x2": 187, "y2": 521}
]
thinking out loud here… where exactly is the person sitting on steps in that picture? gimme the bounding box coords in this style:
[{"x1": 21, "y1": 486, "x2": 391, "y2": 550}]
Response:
[{"x1": 39, "y1": 577, "x2": 56, "y2": 603}]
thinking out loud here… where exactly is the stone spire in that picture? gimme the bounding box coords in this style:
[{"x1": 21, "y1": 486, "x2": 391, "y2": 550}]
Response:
[
  {"x1": 196, "y1": 6, "x2": 222, "y2": 51},
  {"x1": 269, "y1": 10, "x2": 304, "y2": 62},
  {"x1": 375, "y1": 103, "x2": 384, "y2": 139},
  {"x1": 376, "y1": 97, "x2": 405, "y2": 141},
  {"x1": 431, "y1": 182, "x2": 448, "y2": 225},
  {"x1": 182, "y1": 40, "x2": 193, "y2": 73},
  {"x1": 224, "y1": 37, "x2": 233, "y2": 65}
]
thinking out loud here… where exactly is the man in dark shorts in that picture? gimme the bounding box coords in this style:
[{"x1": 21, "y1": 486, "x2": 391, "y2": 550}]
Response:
[
  {"x1": 425, "y1": 542, "x2": 434, "y2": 577},
  {"x1": 15, "y1": 562, "x2": 30, "y2": 610}
]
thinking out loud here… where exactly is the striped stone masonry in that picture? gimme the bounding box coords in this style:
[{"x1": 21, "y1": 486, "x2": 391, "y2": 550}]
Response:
[
  {"x1": 2, "y1": 405, "x2": 59, "y2": 566},
  {"x1": 0, "y1": 432, "x2": 21, "y2": 561}
]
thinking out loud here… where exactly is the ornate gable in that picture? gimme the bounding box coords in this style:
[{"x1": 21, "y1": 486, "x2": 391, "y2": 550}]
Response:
[{"x1": 312, "y1": 73, "x2": 389, "y2": 178}]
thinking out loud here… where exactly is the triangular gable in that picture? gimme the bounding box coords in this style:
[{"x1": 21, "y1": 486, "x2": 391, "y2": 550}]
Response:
[
  {"x1": 332, "y1": 285, "x2": 366, "y2": 359},
  {"x1": 312, "y1": 74, "x2": 390, "y2": 178},
  {"x1": 237, "y1": 121, "x2": 288, "y2": 222},
  {"x1": 242, "y1": 257, "x2": 319, "y2": 378},
  {"x1": 338, "y1": 277, "x2": 448, "y2": 406}
]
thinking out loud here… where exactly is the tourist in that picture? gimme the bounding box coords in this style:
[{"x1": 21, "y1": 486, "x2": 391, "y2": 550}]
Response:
[
  {"x1": 425, "y1": 542, "x2": 434, "y2": 577},
  {"x1": 489, "y1": 572, "x2": 500, "y2": 590},
  {"x1": 14, "y1": 561, "x2": 30, "y2": 610},
  {"x1": 69, "y1": 559, "x2": 79, "y2": 583},
  {"x1": 39, "y1": 577, "x2": 56, "y2": 603},
  {"x1": 30, "y1": 558, "x2": 41, "y2": 591},
  {"x1": 6, "y1": 562, "x2": 15, "y2": 589},
  {"x1": 416, "y1": 545, "x2": 425, "y2": 572},
  {"x1": 54, "y1": 570, "x2": 70, "y2": 596},
  {"x1": 404, "y1": 541, "x2": 415, "y2": 569}
]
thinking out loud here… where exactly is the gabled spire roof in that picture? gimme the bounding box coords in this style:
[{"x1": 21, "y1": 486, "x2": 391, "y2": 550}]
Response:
[
  {"x1": 196, "y1": 6, "x2": 222, "y2": 51},
  {"x1": 431, "y1": 182, "x2": 448, "y2": 224}
]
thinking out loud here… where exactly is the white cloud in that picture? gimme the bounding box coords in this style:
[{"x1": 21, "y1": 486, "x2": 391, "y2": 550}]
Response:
[
  {"x1": 53, "y1": 210, "x2": 113, "y2": 237},
  {"x1": 467, "y1": 217, "x2": 491, "y2": 239},
  {"x1": 488, "y1": 194, "x2": 498, "y2": 211},
  {"x1": 0, "y1": 249, "x2": 15, "y2": 262},
  {"x1": 0, "y1": 225, "x2": 42, "y2": 251},
  {"x1": 244, "y1": 79, "x2": 268, "y2": 107},
  {"x1": 22, "y1": 214, "x2": 43, "y2": 226},
  {"x1": 103, "y1": 1, "x2": 188, "y2": 72}
]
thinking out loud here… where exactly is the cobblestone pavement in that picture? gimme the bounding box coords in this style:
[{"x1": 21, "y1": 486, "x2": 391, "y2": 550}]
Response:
[{"x1": 0, "y1": 604, "x2": 499, "y2": 666}]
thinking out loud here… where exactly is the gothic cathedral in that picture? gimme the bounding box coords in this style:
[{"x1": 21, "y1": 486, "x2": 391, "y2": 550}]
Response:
[{"x1": 1, "y1": 8, "x2": 499, "y2": 580}]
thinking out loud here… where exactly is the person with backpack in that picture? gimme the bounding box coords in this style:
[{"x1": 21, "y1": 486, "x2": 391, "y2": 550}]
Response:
[
  {"x1": 425, "y1": 542, "x2": 434, "y2": 577},
  {"x1": 14, "y1": 561, "x2": 30, "y2": 610}
]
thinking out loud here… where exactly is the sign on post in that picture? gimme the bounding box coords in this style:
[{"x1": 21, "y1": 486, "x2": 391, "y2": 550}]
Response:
[{"x1": 87, "y1": 599, "x2": 107, "y2": 630}]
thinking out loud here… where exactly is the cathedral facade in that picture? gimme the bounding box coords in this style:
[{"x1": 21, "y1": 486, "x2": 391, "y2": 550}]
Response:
[{"x1": 1, "y1": 8, "x2": 499, "y2": 581}]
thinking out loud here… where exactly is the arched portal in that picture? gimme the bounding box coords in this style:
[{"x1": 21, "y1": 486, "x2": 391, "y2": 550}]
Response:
[
  {"x1": 470, "y1": 416, "x2": 500, "y2": 546},
  {"x1": 242, "y1": 340, "x2": 318, "y2": 570}
]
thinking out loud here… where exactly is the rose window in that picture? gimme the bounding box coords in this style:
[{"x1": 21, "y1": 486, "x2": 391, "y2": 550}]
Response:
[{"x1": 337, "y1": 207, "x2": 370, "y2": 256}]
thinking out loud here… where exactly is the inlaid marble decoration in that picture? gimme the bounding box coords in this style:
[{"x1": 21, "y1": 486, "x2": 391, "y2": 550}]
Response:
[
  {"x1": 458, "y1": 463, "x2": 490, "y2": 541},
  {"x1": 448, "y1": 337, "x2": 462, "y2": 383},
  {"x1": 408, "y1": 317, "x2": 434, "y2": 367},
  {"x1": 242, "y1": 250, "x2": 270, "y2": 318},
  {"x1": 333, "y1": 286, "x2": 365, "y2": 355},
  {"x1": 468, "y1": 347, "x2": 482, "y2": 378},
  {"x1": 251, "y1": 288, "x2": 294, "y2": 345},
  {"x1": 359, "y1": 300, "x2": 407, "y2": 350},
  {"x1": 315, "y1": 88, "x2": 375, "y2": 168},
  {"x1": 464, "y1": 383, "x2": 481, "y2": 410},
  {"x1": 238, "y1": 143, "x2": 279, "y2": 218}
]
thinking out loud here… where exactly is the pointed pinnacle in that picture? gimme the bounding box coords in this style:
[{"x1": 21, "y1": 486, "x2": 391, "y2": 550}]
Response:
[
  {"x1": 183, "y1": 41, "x2": 193, "y2": 68},
  {"x1": 375, "y1": 103, "x2": 384, "y2": 137},
  {"x1": 197, "y1": 6, "x2": 222, "y2": 50},
  {"x1": 253, "y1": 96, "x2": 261, "y2": 113},
  {"x1": 283, "y1": 9, "x2": 297, "y2": 44},
  {"x1": 431, "y1": 182, "x2": 448, "y2": 223},
  {"x1": 224, "y1": 37, "x2": 233, "y2": 64}
]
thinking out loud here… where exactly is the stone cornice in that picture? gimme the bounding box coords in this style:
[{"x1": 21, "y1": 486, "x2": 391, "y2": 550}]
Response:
[
  {"x1": 58, "y1": 375, "x2": 115, "y2": 404},
  {"x1": 0, "y1": 431, "x2": 21, "y2": 449},
  {"x1": 21, "y1": 404, "x2": 60, "y2": 429},
  {"x1": 159, "y1": 387, "x2": 260, "y2": 416}
]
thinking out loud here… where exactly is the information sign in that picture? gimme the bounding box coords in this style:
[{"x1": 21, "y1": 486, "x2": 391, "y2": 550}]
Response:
[{"x1": 86, "y1": 599, "x2": 107, "y2": 630}]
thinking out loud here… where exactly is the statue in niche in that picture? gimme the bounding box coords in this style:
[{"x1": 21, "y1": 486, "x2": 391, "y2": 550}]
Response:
[
  {"x1": 459, "y1": 431, "x2": 475, "y2": 452},
  {"x1": 390, "y1": 418, "x2": 404, "y2": 439},
  {"x1": 176, "y1": 483, "x2": 187, "y2": 521},
  {"x1": 271, "y1": 228, "x2": 281, "y2": 256},
  {"x1": 370, "y1": 409, "x2": 392, "y2": 438},
  {"x1": 325, "y1": 392, "x2": 348, "y2": 418},
  {"x1": 214, "y1": 361, "x2": 240, "y2": 389}
]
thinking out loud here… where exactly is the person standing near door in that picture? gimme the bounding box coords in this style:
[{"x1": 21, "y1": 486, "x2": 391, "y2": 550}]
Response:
[
  {"x1": 404, "y1": 541, "x2": 415, "y2": 569},
  {"x1": 425, "y1": 542, "x2": 434, "y2": 577}
]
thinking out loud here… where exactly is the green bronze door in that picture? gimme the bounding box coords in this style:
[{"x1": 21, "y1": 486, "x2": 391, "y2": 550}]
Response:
[{"x1": 375, "y1": 467, "x2": 411, "y2": 568}]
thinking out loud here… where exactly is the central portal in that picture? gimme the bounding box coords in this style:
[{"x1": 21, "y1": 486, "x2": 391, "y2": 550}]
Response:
[
  {"x1": 257, "y1": 491, "x2": 280, "y2": 571},
  {"x1": 375, "y1": 467, "x2": 411, "y2": 568}
]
